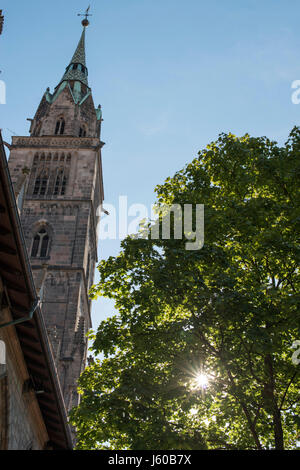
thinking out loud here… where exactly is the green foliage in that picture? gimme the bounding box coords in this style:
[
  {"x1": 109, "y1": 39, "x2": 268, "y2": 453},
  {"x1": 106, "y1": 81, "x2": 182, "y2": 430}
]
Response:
[{"x1": 70, "y1": 128, "x2": 300, "y2": 450}]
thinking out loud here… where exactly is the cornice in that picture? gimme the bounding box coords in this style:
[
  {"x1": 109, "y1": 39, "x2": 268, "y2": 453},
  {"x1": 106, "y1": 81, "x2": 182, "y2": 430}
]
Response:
[{"x1": 11, "y1": 136, "x2": 104, "y2": 150}]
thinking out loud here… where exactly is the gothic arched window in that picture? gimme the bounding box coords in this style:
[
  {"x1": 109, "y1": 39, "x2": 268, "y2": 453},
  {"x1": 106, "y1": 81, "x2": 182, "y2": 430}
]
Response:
[
  {"x1": 61, "y1": 175, "x2": 67, "y2": 195},
  {"x1": 33, "y1": 176, "x2": 41, "y2": 196},
  {"x1": 33, "y1": 171, "x2": 48, "y2": 196},
  {"x1": 55, "y1": 118, "x2": 65, "y2": 135},
  {"x1": 31, "y1": 228, "x2": 50, "y2": 258},
  {"x1": 40, "y1": 173, "x2": 48, "y2": 195},
  {"x1": 54, "y1": 171, "x2": 61, "y2": 196},
  {"x1": 53, "y1": 169, "x2": 67, "y2": 196}
]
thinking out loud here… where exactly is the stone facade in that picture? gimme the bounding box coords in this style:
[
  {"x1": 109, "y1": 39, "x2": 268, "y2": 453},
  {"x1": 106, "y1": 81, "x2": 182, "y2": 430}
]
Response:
[
  {"x1": 7, "y1": 26, "x2": 104, "y2": 413},
  {"x1": 0, "y1": 304, "x2": 48, "y2": 450}
]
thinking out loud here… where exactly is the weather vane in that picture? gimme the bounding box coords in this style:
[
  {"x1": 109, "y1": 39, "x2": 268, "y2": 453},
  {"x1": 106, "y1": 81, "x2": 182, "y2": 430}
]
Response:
[{"x1": 77, "y1": 5, "x2": 92, "y2": 27}]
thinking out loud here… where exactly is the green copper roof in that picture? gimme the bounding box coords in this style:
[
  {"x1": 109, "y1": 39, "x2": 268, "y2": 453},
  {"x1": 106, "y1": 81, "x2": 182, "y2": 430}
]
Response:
[
  {"x1": 70, "y1": 27, "x2": 86, "y2": 66},
  {"x1": 58, "y1": 27, "x2": 89, "y2": 87},
  {"x1": 45, "y1": 24, "x2": 102, "y2": 115}
]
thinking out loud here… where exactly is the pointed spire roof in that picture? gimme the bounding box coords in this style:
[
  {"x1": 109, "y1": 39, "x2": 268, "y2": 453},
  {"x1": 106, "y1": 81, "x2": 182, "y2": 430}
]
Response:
[
  {"x1": 70, "y1": 27, "x2": 86, "y2": 67},
  {"x1": 58, "y1": 26, "x2": 89, "y2": 88}
]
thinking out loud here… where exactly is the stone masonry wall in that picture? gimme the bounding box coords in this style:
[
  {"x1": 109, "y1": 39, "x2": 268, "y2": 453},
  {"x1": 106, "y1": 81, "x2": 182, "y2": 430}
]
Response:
[{"x1": 0, "y1": 307, "x2": 49, "y2": 450}]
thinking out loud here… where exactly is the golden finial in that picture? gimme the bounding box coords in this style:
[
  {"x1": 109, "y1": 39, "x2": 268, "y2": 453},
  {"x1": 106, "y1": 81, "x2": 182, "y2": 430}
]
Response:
[{"x1": 77, "y1": 5, "x2": 92, "y2": 27}]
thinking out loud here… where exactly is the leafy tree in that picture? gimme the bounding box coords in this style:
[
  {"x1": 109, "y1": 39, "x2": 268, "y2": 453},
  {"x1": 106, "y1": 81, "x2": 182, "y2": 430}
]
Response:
[{"x1": 71, "y1": 128, "x2": 300, "y2": 450}]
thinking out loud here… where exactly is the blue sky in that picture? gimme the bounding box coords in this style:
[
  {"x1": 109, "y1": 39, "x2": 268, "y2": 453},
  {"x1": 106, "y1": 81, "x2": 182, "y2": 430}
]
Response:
[{"x1": 1, "y1": 0, "x2": 300, "y2": 331}]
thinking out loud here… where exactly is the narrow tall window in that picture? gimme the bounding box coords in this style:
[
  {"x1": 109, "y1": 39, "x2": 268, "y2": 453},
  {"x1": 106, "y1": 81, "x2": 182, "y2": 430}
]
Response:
[
  {"x1": 31, "y1": 235, "x2": 40, "y2": 257},
  {"x1": 61, "y1": 176, "x2": 67, "y2": 195},
  {"x1": 53, "y1": 172, "x2": 61, "y2": 196},
  {"x1": 40, "y1": 173, "x2": 48, "y2": 195},
  {"x1": 33, "y1": 171, "x2": 48, "y2": 196},
  {"x1": 53, "y1": 169, "x2": 67, "y2": 196},
  {"x1": 31, "y1": 228, "x2": 50, "y2": 258},
  {"x1": 33, "y1": 176, "x2": 41, "y2": 196},
  {"x1": 79, "y1": 125, "x2": 87, "y2": 137},
  {"x1": 55, "y1": 118, "x2": 65, "y2": 135},
  {"x1": 40, "y1": 234, "x2": 49, "y2": 258}
]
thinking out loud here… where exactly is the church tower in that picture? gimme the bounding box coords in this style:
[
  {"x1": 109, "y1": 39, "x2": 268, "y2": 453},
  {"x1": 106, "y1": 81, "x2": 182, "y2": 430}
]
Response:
[{"x1": 7, "y1": 17, "x2": 104, "y2": 412}]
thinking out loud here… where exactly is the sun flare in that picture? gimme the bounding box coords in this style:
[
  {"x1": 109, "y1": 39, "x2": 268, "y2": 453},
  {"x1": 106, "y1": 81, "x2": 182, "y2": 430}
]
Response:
[{"x1": 195, "y1": 373, "x2": 209, "y2": 389}]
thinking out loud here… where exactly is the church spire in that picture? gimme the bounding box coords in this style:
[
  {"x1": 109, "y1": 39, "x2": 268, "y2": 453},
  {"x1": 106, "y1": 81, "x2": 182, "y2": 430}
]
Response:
[
  {"x1": 56, "y1": 7, "x2": 92, "y2": 90},
  {"x1": 31, "y1": 6, "x2": 102, "y2": 138},
  {"x1": 58, "y1": 26, "x2": 89, "y2": 88},
  {"x1": 70, "y1": 28, "x2": 87, "y2": 66}
]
